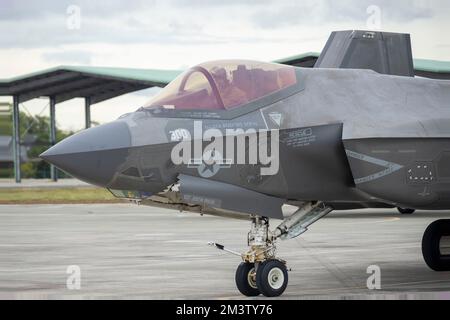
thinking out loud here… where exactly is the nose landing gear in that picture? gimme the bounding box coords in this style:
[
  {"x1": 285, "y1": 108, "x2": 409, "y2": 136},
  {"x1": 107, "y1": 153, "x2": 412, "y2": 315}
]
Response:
[
  {"x1": 210, "y1": 202, "x2": 333, "y2": 297},
  {"x1": 239, "y1": 216, "x2": 289, "y2": 297},
  {"x1": 211, "y1": 216, "x2": 289, "y2": 297}
]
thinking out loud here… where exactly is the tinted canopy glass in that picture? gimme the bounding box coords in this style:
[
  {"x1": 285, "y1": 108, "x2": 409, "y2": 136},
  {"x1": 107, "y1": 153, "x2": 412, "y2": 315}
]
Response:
[{"x1": 145, "y1": 60, "x2": 297, "y2": 110}]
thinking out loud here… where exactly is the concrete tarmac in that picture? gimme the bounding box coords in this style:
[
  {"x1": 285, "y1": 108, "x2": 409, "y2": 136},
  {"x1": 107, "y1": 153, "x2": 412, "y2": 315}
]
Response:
[
  {"x1": 1, "y1": 204, "x2": 450, "y2": 300},
  {"x1": 0, "y1": 179, "x2": 90, "y2": 189}
]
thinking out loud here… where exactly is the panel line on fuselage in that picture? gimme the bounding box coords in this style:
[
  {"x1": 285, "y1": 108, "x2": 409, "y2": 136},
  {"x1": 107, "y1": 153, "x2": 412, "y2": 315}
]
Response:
[{"x1": 345, "y1": 150, "x2": 404, "y2": 184}]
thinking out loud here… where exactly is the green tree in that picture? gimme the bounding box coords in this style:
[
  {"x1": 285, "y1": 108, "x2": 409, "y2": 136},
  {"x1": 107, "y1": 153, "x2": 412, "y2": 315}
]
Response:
[{"x1": 1, "y1": 110, "x2": 73, "y2": 178}]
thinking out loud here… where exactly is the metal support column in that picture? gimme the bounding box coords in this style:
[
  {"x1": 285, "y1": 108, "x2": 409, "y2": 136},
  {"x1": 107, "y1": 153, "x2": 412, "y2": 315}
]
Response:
[
  {"x1": 49, "y1": 96, "x2": 57, "y2": 182},
  {"x1": 85, "y1": 97, "x2": 91, "y2": 129},
  {"x1": 12, "y1": 96, "x2": 21, "y2": 183}
]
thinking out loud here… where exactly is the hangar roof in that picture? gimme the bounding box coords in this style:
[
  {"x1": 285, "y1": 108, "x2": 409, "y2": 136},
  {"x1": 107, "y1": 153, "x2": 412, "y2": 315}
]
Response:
[
  {"x1": 0, "y1": 66, "x2": 183, "y2": 104},
  {"x1": 0, "y1": 53, "x2": 449, "y2": 104},
  {"x1": 413, "y1": 59, "x2": 450, "y2": 79}
]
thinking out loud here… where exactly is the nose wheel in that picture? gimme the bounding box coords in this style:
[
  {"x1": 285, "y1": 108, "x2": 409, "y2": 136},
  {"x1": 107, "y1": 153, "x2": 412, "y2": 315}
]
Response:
[
  {"x1": 235, "y1": 262, "x2": 260, "y2": 296},
  {"x1": 235, "y1": 260, "x2": 289, "y2": 297},
  {"x1": 255, "y1": 260, "x2": 289, "y2": 297}
]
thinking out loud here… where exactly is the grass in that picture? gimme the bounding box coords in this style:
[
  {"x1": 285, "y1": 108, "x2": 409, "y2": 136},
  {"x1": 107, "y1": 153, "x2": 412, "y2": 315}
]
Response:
[{"x1": 0, "y1": 187, "x2": 124, "y2": 204}]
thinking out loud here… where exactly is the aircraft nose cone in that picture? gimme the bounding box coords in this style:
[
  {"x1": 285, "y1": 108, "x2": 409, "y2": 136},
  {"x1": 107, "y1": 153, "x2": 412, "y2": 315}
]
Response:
[{"x1": 40, "y1": 121, "x2": 131, "y2": 186}]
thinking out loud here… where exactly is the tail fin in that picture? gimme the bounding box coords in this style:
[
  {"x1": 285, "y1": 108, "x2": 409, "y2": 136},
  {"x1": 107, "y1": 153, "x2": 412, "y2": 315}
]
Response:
[{"x1": 315, "y1": 30, "x2": 414, "y2": 77}]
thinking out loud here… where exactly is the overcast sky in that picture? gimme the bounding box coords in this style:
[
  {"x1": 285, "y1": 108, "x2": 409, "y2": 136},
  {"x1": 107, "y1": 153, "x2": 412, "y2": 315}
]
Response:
[{"x1": 1, "y1": 0, "x2": 449, "y2": 131}]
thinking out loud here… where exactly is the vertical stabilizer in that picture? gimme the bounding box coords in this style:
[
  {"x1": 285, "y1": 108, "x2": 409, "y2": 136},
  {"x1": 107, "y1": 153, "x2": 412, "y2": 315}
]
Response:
[{"x1": 315, "y1": 30, "x2": 414, "y2": 77}]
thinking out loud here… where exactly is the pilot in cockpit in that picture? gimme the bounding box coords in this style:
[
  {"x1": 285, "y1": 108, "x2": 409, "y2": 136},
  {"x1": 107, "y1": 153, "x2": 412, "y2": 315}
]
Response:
[{"x1": 211, "y1": 67, "x2": 248, "y2": 108}]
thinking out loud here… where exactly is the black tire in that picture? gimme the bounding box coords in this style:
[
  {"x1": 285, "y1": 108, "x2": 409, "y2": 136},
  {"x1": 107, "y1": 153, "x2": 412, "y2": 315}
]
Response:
[
  {"x1": 422, "y1": 219, "x2": 450, "y2": 271},
  {"x1": 235, "y1": 262, "x2": 260, "y2": 296},
  {"x1": 397, "y1": 207, "x2": 415, "y2": 214},
  {"x1": 256, "y1": 260, "x2": 288, "y2": 297}
]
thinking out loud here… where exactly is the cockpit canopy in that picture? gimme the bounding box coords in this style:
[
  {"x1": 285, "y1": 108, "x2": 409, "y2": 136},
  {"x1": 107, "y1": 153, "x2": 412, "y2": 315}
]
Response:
[{"x1": 145, "y1": 60, "x2": 298, "y2": 110}]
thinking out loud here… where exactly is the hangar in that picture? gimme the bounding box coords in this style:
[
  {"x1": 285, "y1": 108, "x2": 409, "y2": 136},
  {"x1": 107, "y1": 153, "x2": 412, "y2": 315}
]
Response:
[
  {"x1": 1, "y1": 52, "x2": 449, "y2": 183},
  {"x1": 0, "y1": 67, "x2": 182, "y2": 182}
]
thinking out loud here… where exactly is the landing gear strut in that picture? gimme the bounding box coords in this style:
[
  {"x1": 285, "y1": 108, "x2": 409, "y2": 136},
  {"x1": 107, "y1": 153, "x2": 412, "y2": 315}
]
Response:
[
  {"x1": 210, "y1": 202, "x2": 332, "y2": 297},
  {"x1": 422, "y1": 219, "x2": 450, "y2": 271}
]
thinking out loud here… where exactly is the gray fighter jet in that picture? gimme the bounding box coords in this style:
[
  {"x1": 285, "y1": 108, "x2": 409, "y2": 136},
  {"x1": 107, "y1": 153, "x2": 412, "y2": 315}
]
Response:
[{"x1": 41, "y1": 31, "x2": 450, "y2": 297}]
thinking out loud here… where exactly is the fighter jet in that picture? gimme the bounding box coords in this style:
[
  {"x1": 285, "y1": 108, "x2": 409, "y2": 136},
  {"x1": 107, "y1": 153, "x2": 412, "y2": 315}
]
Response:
[{"x1": 41, "y1": 31, "x2": 450, "y2": 297}]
